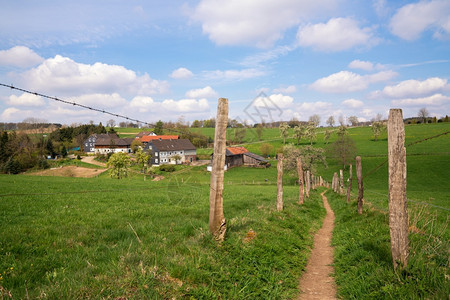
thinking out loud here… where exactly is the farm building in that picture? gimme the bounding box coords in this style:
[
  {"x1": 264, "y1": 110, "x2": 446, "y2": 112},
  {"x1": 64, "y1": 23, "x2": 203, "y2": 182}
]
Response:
[
  {"x1": 83, "y1": 133, "x2": 119, "y2": 153},
  {"x1": 139, "y1": 135, "x2": 179, "y2": 147},
  {"x1": 145, "y1": 139, "x2": 196, "y2": 166},
  {"x1": 209, "y1": 147, "x2": 269, "y2": 170},
  {"x1": 94, "y1": 136, "x2": 134, "y2": 154}
]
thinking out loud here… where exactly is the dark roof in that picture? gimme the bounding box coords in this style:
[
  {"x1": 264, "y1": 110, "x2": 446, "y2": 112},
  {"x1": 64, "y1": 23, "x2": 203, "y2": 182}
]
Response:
[
  {"x1": 95, "y1": 137, "x2": 132, "y2": 147},
  {"x1": 135, "y1": 131, "x2": 155, "y2": 138},
  {"x1": 151, "y1": 139, "x2": 196, "y2": 151},
  {"x1": 244, "y1": 152, "x2": 268, "y2": 162}
]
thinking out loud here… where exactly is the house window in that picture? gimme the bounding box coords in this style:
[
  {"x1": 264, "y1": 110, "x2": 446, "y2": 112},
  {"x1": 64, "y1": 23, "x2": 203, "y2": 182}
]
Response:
[
  {"x1": 155, "y1": 152, "x2": 158, "y2": 157},
  {"x1": 155, "y1": 158, "x2": 158, "y2": 163}
]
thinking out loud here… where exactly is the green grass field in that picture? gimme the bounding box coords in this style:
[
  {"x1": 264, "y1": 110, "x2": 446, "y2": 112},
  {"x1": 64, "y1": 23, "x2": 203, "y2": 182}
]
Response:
[{"x1": 1, "y1": 122, "x2": 449, "y2": 298}]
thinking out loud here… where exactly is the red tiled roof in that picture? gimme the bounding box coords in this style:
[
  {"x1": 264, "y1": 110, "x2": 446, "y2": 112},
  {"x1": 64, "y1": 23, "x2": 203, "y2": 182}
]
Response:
[
  {"x1": 226, "y1": 147, "x2": 249, "y2": 155},
  {"x1": 140, "y1": 135, "x2": 179, "y2": 142}
]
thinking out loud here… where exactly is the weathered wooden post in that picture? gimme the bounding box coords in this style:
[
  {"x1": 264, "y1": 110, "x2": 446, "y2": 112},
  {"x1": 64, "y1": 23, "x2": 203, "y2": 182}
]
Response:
[
  {"x1": 339, "y1": 169, "x2": 344, "y2": 194},
  {"x1": 276, "y1": 153, "x2": 284, "y2": 211},
  {"x1": 332, "y1": 172, "x2": 338, "y2": 192},
  {"x1": 209, "y1": 98, "x2": 228, "y2": 241},
  {"x1": 356, "y1": 156, "x2": 363, "y2": 214},
  {"x1": 297, "y1": 157, "x2": 304, "y2": 205},
  {"x1": 346, "y1": 164, "x2": 353, "y2": 204},
  {"x1": 305, "y1": 170, "x2": 311, "y2": 198},
  {"x1": 388, "y1": 108, "x2": 409, "y2": 269}
]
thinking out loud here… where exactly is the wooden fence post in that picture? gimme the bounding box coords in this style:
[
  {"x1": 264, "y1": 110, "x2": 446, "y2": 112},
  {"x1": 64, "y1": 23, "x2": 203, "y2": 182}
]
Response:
[
  {"x1": 356, "y1": 156, "x2": 363, "y2": 214},
  {"x1": 297, "y1": 157, "x2": 304, "y2": 205},
  {"x1": 346, "y1": 164, "x2": 353, "y2": 204},
  {"x1": 305, "y1": 170, "x2": 311, "y2": 198},
  {"x1": 388, "y1": 108, "x2": 409, "y2": 269},
  {"x1": 332, "y1": 172, "x2": 338, "y2": 193},
  {"x1": 339, "y1": 169, "x2": 344, "y2": 194},
  {"x1": 277, "y1": 153, "x2": 284, "y2": 211},
  {"x1": 209, "y1": 98, "x2": 228, "y2": 241}
]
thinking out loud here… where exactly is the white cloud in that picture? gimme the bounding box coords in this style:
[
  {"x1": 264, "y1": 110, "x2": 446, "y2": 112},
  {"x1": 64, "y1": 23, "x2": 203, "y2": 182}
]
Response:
[
  {"x1": 129, "y1": 96, "x2": 156, "y2": 113},
  {"x1": 310, "y1": 70, "x2": 397, "y2": 93},
  {"x1": 253, "y1": 93, "x2": 293, "y2": 109},
  {"x1": 297, "y1": 18, "x2": 378, "y2": 52},
  {"x1": 382, "y1": 77, "x2": 448, "y2": 98},
  {"x1": 273, "y1": 85, "x2": 297, "y2": 94},
  {"x1": 185, "y1": 86, "x2": 218, "y2": 99},
  {"x1": 0, "y1": 46, "x2": 44, "y2": 68},
  {"x1": 392, "y1": 94, "x2": 450, "y2": 106},
  {"x1": 170, "y1": 67, "x2": 194, "y2": 79},
  {"x1": 72, "y1": 93, "x2": 127, "y2": 108},
  {"x1": 348, "y1": 59, "x2": 385, "y2": 71},
  {"x1": 7, "y1": 93, "x2": 45, "y2": 107},
  {"x1": 203, "y1": 68, "x2": 266, "y2": 80},
  {"x1": 342, "y1": 99, "x2": 364, "y2": 108},
  {"x1": 0, "y1": 107, "x2": 22, "y2": 121},
  {"x1": 20, "y1": 55, "x2": 169, "y2": 96},
  {"x1": 162, "y1": 98, "x2": 209, "y2": 112},
  {"x1": 390, "y1": 0, "x2": 450, "y2": 40},
  {"x1": 191, "y1": 0, "x2": 337, "y2": 47}
]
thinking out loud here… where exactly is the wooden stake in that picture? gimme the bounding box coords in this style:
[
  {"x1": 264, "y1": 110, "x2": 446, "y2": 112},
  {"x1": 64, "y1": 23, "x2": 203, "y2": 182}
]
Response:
[
  {"x1": 209, "y1": 98, "x2": 228, "y2": 241},
  {"x1": 277, "y1": 153, "x2": 284, "y2": 211},
  {"x1": 305, "y1": 170, "x2": 311, "y2": 198},
  {"x1": 356, "y1": 156, "x2": 363, "y2": 214},
  {"x1": 346, "y1": 164, "x2": 353, "y2": 204},
  {"x1": 339, "y1": 169, "x2": 344, "y2": 194},
  {"x1": 297, "y1": 157, "x2": 304, "y2": 205},
  {"x1": 388, "y1": 108, "x2": 409, "y2": 269}
]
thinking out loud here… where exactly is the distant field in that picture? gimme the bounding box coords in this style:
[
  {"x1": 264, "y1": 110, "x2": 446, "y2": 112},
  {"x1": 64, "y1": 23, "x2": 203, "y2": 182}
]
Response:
[{"x1": 0, "y1": 122, "x2": 448, "y2": 298}]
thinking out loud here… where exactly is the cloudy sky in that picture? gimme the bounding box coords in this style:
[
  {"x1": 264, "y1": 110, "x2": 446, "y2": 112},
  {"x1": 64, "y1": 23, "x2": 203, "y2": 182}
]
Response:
[{"x1": 0, "y1": 0, "x2": 449, "y2": 126}]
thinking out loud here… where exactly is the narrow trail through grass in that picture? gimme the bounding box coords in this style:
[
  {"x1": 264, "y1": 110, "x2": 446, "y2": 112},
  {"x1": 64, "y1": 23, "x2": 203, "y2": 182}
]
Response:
[{"x1": 297, "y1": 191, "x2": 336, "y2": 299}]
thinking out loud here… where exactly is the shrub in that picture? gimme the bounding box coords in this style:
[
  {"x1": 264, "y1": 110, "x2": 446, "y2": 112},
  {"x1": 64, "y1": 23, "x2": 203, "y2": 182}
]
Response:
[{"x1": 159, "y1": 164, "x2": 175, "y2": 172}]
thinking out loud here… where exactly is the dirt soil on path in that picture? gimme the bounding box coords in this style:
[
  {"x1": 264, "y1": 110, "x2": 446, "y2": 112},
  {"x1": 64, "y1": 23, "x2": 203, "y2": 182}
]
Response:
[
  {"x1": 30, "y1": 166, "x2": 107, "y2": 178},
  {"x1": 297, "y1": 191, "x2": 337, "y2": 300}
]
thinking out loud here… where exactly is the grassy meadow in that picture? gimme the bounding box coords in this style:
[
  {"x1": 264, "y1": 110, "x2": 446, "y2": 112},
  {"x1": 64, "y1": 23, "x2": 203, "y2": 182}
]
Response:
[{"x1": 1, "y1": 122, "x2": 449, "y2": 298}]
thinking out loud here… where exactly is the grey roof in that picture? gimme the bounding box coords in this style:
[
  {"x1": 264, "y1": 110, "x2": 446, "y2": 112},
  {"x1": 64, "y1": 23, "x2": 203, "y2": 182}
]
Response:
[
  {"x1": 244, "y1": 152, "x2": 268, "y2": 162},
  {"x1": 151, "y1": 139, "x2": 196, "y2": 151},
  {"x1": 95, "y1": 137, "x2": 132, "y2": 147}
]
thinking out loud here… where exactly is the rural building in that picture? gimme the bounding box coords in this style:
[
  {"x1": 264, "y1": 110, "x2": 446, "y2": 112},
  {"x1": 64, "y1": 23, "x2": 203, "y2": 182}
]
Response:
[
  {"x1": 83, "y1": 133, "x2": 119, "y2": 153},
  {"x1": 139, "y1": 135, "x2": 179, "y2": 147},
  {"x1": 145, "y1": 139, "x2": 196, "y2": 166},
  {"x1": 209, "y1": 147, "x2": 269, "y2": 171},
  {"x1": 94, "y1": 136, "x2": 134, "y2": 154},
  {"x1": 135, "y1": 131, "x2": 156, "y2": 139}
]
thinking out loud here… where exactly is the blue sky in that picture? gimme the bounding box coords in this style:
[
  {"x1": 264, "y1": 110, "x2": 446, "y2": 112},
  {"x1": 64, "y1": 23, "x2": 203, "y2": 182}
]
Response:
[{"x1": 0, "y1": 0, "x2": 449, "y2": 126}]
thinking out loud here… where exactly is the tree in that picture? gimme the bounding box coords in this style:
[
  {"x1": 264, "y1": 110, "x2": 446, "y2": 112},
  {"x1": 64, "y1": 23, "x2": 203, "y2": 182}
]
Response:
[
  {"x1": 324, "y1": 129, "x2": 332, "y2": 144},
  {"x1": 348, "y1": 116, "x2": 359, "y2": 127},
  {"x1": 260, "y1": 143, "x2": 274, "y2": 157},
  {"x1": 327, "y1": 135, "x2": 357, "y2": 169},
  {"x1": 131, "y1": 139, "x2": 143, "y2": 153},
  {"x1": 418, "y1": 108, "x2": 429, "y2": 124},
  {"x1": 255, "y1": 124, "x2": 264, "y2": 141},
  {"x1": 233, "y1": 127, "x2": 247, "y2": 143},
  {"x1": 107, "y1": 119, "x2": 116, "y2": 128},
  {"x1": 372, "y1": 121, "x2": 386, "y2": 141},
  {"x1": 135, "y1": 148, "x2": 150, "y2": 173},
  {"x1": 279, "y1": 122, "x2": 290, "y2": 144},
  {"x1": 281, "y1": 144, "x2": 327, "y2": 173},
  {"x1": 326, "y1": 116, "x2": 335, "y2": 127},
  {"x1": 171, "y1": 154, "x2": 182, "y2": 165},
  {"x1": 293, "y1": 125, "x2": 305, "y2": 145},
  {"x1": 154, "y1": 120, "x2": 164, "y2": 135},
  {"x1": 309, "y1": 114, "x2": 321, "y2": 127},
  {"x1": 337, "y1": 125, "x2": 348, "y2": 137},
  {"x1": 305, "y1": 123, "x2": 317, "y2": 145},
  {"x1": 107, "y1": 152, "x2": 131, "y2": 179},
  {"x1": 338, "y1": 115, "x2": 346, "y2": 126}
]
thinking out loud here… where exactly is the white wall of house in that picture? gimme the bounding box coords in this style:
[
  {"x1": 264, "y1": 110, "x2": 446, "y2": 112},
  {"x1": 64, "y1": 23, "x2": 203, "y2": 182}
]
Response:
[{"x1": 94, "y1": 147, "x2": 131, "y2": 155}]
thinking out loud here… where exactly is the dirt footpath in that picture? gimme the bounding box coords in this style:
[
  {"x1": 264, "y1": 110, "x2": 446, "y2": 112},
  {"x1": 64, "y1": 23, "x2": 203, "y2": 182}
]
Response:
[{"x1": 297, "y1": 191, "x2": 337, "y2": 299}]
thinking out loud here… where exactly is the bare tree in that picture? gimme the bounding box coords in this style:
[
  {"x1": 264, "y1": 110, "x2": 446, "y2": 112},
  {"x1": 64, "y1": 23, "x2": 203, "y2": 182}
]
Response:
[
  {"x1": 309, "y1": 114, "x2": 321, "y2": 127},
  {"x1": 107, "y1": 119, "x2": 116, "y2": 128},
  {"x1": 326, "y1": 115, "x2": 335, "y2": 127},
  {"x1": 418, "y1": 107, "x2": 429, "y2": 124},
  {"x1": 338, "y1": 115, "x2": 346, "y2": 126},
  {"x1": 348, "y1": 116, "x2": 359, "y2": 127}
]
